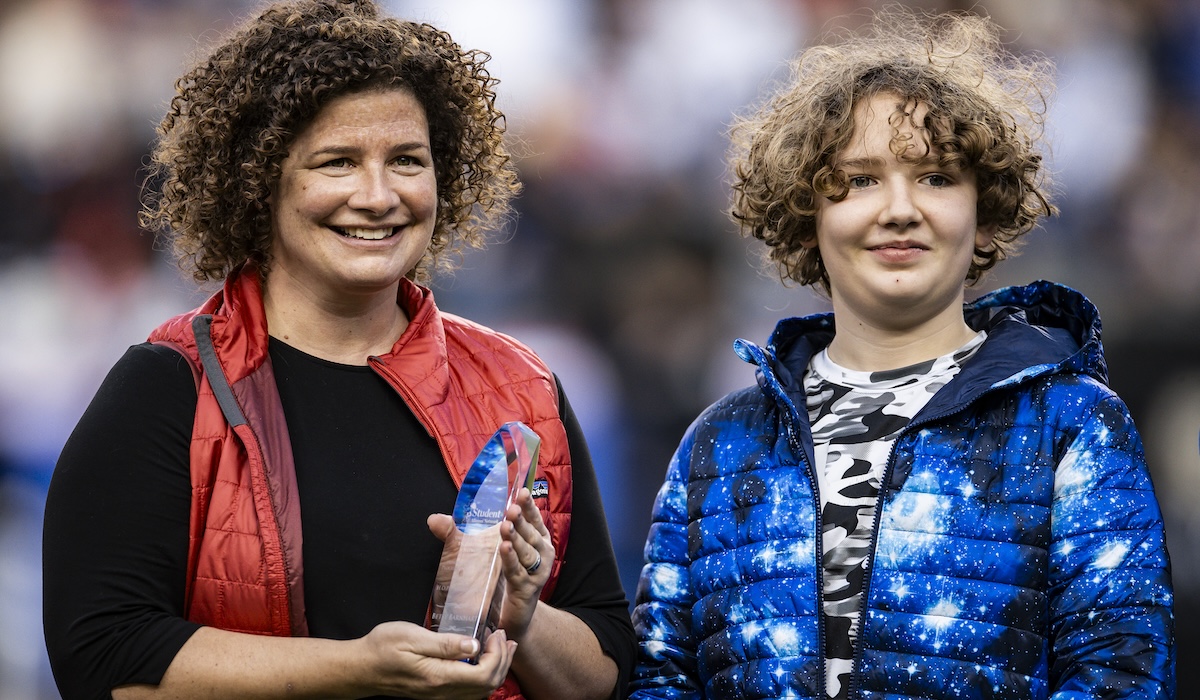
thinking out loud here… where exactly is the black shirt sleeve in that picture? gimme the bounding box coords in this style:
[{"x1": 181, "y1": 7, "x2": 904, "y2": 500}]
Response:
[
  {"x1": 43, "y1": 343, "x2": 201, "y2": 700},
  {"x1": 547, "y1": 383, "x2": 637, "y2": 699}
]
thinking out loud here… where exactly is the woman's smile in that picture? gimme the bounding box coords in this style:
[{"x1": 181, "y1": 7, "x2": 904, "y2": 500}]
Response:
[{"x1": 333, "y1": 225, "x2": 400, "y2": 241}]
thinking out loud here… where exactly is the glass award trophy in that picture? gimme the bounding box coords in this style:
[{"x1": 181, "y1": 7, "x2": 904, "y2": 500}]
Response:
[{"x1": 426, "y1": 421, "x2": 541, "y2": 659}]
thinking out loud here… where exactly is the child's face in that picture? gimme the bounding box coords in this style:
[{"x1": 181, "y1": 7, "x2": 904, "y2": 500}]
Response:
[{"x1": 810, "y1": 93, "x2": 994, "y2": 331}]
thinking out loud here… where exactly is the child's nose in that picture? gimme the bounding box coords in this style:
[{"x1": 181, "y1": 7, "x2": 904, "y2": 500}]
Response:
[{"x1": 878, "y1": 182, "x2": 922, "y2": 228}]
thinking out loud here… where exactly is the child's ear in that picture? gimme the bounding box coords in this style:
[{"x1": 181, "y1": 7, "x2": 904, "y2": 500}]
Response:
[
  {"x1": 800, "y1": 234, "x2": 819, "y2": 250},
  {"x1": 975, "y1": 223, "x2": 998, "y2": 250}
]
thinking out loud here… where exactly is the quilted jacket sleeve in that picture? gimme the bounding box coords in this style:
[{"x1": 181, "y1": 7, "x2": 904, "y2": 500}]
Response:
[
  {"x1": 628, "y1": 426, "x2": 703, "y2": 699},
  {"x1": 1047, "y1": 387, "x2": 1175, "y2": 699}
]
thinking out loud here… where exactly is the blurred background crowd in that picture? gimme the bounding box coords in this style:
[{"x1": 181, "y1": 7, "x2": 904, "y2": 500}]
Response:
[{"x1": 0, "y1": 0, "x2": 1197, "y2": 696}]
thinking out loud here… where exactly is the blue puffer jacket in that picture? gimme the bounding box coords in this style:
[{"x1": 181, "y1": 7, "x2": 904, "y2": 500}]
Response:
[{"x1": 630, "y1": 282, "x2": 1174, "y2": 700}]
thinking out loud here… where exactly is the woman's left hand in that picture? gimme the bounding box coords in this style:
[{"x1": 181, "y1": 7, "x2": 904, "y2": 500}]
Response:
[{"x1": 496, "y1": 487, "x2": 553, "y2": 642}]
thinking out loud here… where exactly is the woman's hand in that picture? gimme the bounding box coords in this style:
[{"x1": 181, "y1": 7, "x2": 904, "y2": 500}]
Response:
[
  {"x1": 425, "y1": 488, "x2": 552, "y2": 645},
  {"x1": 359, "y1": 621, "x2": 515, "y2": 699},
  {"x1": 427, "y1": 495, "x2": 618, "y2": 700},
  {"x1": 111, "y1": 621, "x2": 515, "y2": 700},
  {"x1": 495, "y1": 488, "x2": 554, "y2": 642}
]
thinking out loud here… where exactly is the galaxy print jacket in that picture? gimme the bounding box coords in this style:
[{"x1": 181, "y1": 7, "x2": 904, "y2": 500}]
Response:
[{"x1": 630, "y1": 281, "x2": 1174, "y2": 700}]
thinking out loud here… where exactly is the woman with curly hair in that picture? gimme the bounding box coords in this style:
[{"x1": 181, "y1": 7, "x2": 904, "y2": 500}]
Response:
[
  {"x1": 42, "y1": 1, "x2": 634, "y2": 698},
  {"x1": 630, "y1": 8, "x2": 1173, "y2": 700}
]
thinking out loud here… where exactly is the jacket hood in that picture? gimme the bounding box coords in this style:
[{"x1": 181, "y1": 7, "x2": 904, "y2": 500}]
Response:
[
  {"x1": 734, "y1": 281, "x2": 1108, "y2": 424},
  {"x1": 962, "y1": 279, "x2": 1106, "y2": 385}
]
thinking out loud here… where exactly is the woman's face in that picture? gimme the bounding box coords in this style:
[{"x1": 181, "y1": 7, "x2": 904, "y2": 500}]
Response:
[{"x1": 268, "y1": 87, "x2": 437, "y2": 304}]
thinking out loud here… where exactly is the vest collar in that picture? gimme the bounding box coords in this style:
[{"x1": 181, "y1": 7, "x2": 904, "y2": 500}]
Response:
[
  {"x1": 208, "y1": 268, "x2": 450, "y2": 405},
  {"x1": 377, "y1": 277, "x2": 452, "y2": 406}
]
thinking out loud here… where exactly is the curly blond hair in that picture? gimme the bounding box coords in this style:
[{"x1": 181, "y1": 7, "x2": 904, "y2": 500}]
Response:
[
  {"x1": 729, "y1": 7, "x2": 1056, "y2": 292},
  {"x1": 140, "y1": 0, "x2": 520, "y2": 285}
]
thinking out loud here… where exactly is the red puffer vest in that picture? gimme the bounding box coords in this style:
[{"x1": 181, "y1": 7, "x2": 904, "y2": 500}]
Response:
[{"x1": 148, "y1": 267, "x2": 571, "y2": 699}]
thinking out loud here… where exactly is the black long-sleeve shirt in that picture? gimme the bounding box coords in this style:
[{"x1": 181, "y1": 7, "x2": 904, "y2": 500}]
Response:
[{"x1": 44, "y1": 339, "x2": 634, "y2": 700}]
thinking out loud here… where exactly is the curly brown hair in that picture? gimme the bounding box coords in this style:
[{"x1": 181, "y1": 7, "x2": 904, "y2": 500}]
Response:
[
  {"x1": 729, "y1": 7, "x2": 1056, "y2": 292},
  {"x1": 140, "y1": 0, "x2": 520, "y2": 285}
]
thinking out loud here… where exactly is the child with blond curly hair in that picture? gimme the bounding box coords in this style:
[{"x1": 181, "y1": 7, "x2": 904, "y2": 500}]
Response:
[{"x1": 630, "y1": 8, "x2": 1174, "y2": 699}]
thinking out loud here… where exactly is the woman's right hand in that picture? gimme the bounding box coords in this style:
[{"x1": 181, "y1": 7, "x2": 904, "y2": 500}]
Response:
[{"x1": 360, "y1": 621, "x2": 516, "y2": 699}]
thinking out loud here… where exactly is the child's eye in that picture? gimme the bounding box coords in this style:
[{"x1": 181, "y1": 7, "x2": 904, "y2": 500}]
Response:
[
  {"x1": 923, "y1": 173, "x2": 950, "y2": 187},
  {"x1": 847, "y1": 175, "x2": 873, "y2": 188}
]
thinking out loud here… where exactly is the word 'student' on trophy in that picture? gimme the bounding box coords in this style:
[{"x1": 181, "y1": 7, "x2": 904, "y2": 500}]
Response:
[{"x1": 425, "y1": 421, "x2": 541, "y2": 660}]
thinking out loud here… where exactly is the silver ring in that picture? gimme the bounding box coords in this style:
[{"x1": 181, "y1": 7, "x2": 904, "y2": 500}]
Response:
[{"x1": 525, "y1": 552, "x2": 542, "y2": 575}]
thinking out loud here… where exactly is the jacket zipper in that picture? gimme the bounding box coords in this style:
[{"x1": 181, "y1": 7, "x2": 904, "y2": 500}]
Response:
[
  {"x1": 844, "y1": 431, "x2": 901, "y2": 700},
  {"x1": 782, "y1": 402, "x2": 827, "y2": 698},
  {"x1": 843, "y1": 390, "x2": 1009, "y2": 700},
  {"x1": 748, "y1": 336, "x2": 830, "y2": 697}
]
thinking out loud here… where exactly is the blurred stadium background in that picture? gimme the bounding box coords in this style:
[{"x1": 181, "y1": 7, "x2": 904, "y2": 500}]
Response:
[{"x1": 0, "y1": 0, "x2": 1197, "y2": 696}]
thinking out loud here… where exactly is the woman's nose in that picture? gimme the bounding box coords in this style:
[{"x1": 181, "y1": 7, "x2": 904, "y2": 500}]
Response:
[{"x1": 348, "y1": 168, "x2": 401, "y2": 214}]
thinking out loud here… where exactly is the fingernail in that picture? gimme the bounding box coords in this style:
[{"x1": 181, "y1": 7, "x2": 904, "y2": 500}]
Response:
[{"x1": 462, "y1": 638, "x2": 480, "y2": 656}]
